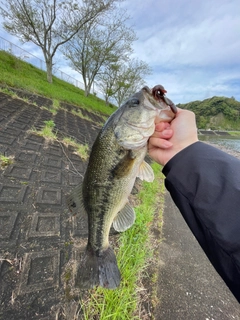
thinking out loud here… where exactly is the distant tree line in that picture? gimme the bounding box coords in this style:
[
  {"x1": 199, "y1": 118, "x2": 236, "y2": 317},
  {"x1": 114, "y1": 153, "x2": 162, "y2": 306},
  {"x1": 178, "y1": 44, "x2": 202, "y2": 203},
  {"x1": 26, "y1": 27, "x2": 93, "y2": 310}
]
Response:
[
  {"x1": 0, "y1": 0, "x2": 151, "y2": 107},
  {"x1": 178, "y1": 96, "x2": 240, "y2": 130}
]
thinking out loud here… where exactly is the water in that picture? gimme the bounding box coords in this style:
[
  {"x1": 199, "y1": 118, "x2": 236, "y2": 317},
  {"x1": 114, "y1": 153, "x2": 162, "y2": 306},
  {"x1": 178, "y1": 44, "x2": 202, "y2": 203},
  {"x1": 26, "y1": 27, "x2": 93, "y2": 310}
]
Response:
[{"x1": 199, "y1": 135, "x2": 240, "y2": 153}]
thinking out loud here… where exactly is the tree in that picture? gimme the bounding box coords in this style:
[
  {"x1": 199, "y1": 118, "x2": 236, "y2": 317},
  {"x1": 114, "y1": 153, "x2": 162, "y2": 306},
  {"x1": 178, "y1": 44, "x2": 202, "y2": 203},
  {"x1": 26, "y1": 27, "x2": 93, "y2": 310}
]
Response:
[
  {"x1": 63, "y1": 8, "x2": 136, "y2": 96},
  {"x1": 0, "y1": 0, "x2": 121, "y2": 83},
  {"x1": 97, "y1": 58, "x2": 152, "y2": 106},
  {"x1": 97, "y1": 62, "x2": 121, "y2": 105}
]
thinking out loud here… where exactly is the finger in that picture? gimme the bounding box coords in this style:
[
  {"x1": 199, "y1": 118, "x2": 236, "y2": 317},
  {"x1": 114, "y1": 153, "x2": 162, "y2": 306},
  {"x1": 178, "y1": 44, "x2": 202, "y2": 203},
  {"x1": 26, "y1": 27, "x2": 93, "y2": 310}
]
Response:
[
  {"x1": 151, "y1": 128, "x2": 173, "y2": 139},
  {"x1": 149, "y1": 137, "x2": 173, "y2": 149},
  {"x1": 160, "y1": 128, "x2": 173, "y2": 138},
  {"x1": 155, "y1": 122, "x2": 171, "y2": 132}
]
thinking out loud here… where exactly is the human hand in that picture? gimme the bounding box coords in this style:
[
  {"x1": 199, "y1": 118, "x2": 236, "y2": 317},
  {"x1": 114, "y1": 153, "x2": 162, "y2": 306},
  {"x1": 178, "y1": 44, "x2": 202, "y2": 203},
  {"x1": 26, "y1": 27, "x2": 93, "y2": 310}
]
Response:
[{"x1": 148, "y1": 108, "x2": 199, "y2": 166}]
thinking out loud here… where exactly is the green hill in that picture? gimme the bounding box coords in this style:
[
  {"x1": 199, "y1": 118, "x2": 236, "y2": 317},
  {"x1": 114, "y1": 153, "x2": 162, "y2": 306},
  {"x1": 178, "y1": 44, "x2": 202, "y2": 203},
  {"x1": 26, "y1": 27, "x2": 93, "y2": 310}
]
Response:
[
  {"x1": 178, "y1": 96, "x2": 240, "y2": 130},
  {"x1": 0, "y1": 50, "x2": 116, "y2": 116}
]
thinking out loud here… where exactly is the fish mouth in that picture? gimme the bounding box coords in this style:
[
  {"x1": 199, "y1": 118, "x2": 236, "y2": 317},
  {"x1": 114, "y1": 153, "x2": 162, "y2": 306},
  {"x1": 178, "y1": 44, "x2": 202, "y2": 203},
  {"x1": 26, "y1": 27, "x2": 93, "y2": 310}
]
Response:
[{"x1": 152, "y1": 85, "x2": 177, "y2": 114}]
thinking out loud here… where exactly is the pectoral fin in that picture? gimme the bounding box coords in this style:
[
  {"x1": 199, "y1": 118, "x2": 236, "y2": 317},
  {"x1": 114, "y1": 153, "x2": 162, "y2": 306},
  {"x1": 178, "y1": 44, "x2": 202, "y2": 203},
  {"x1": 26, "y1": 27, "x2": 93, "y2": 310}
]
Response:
[
  {"x1": 113, "y1": 203, "x2": 136, "y2": 232},
  {"x1": 66, "y1": 183, "x2": 86, "y2": 215},
  {"x1": 137, "y1": 161, "x2": 154, "y2": 182}
]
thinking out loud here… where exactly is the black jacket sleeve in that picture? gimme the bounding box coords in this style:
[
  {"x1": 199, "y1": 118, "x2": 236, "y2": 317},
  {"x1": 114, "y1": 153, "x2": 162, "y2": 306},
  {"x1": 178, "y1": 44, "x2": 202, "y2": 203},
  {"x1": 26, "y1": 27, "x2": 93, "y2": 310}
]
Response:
[{"x1": 162, "y1": 141, "x2": 240, "y2": 302}]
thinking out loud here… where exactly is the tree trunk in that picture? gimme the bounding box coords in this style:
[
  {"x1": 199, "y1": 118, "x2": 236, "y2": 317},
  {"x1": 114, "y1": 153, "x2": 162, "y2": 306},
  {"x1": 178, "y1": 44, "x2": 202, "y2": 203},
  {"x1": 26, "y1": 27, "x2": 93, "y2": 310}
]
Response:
[
  {"x1": 105, "y1": 95, "x2": 109, "y2": 105},
  {"x1": 46, "y1": 59, "x2": 53, "y2": 83},
  {"x1": 84, "y1": 82, "x2": 92, "y2": 97}
]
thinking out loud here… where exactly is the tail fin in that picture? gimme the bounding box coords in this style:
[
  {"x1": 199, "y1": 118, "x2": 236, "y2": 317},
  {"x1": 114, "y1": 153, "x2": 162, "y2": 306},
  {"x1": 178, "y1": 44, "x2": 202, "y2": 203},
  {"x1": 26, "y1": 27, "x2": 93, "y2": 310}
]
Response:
[{"x1": 75, "y1": 246, "x2": 121, "y2": 289}]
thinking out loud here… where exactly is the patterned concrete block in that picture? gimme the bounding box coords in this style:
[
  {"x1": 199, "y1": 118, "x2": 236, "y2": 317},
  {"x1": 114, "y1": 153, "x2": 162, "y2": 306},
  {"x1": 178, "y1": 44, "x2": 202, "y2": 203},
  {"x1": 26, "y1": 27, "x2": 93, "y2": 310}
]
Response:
[
  {"x1": 46, "y1": 145, "x2": 63, "y2": 157},
  {"x1": 43, "y1": 155, "x2": 62, "y2": 168},
  {"x1": 36, "y1": 187, "x2": 62, "y2": 205},
  {"x1": 11, "y1": 120, "x2": 28, "y2": 130},
  {"x1": 0, "y1": 132, "x2": 15, "y2": 145},
  {"x1": 0, "y1": 184, "x2": 28, "y2": 203},
  {"x1": 5, "y1": 165, "x2": 33, "y2": 180},
  {"x1": 16, "y1": 151, "x2": 38, "y2": 164},
  {"x1": 28, "y1": 212, "x2": 60, "y2": 238},
  {"x1": 22, "y1": 140, "x2": 42, "y2": 152},
  {"x1": 72, "y1": 213, "x2": 88, "y2": 238},
  {"x1": 0, "y1": 211, "x2": 19, "y2": 240},
  {"x1": 40, "y1": 169, "x2": 62, "y2": 184},
  {"x1": 68, "y1": 173, "x2": 83, "y2": 186},
  {"x1": 0, "y1": 92, "x2": 105, "y2": 318},
  {"x1": 18, "y1": 250, "x2": 60, "y2": 294}
]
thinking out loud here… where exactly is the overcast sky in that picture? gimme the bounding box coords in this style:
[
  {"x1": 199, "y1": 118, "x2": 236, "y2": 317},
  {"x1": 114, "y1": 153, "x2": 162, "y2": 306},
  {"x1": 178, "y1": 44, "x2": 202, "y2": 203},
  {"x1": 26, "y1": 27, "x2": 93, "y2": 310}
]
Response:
[
  {"x1": 122, "y1": 0, "x2": 240, "y2": 103},
  {"x1": 0, "y1": 0, "x2": 239, "y2": 104}
]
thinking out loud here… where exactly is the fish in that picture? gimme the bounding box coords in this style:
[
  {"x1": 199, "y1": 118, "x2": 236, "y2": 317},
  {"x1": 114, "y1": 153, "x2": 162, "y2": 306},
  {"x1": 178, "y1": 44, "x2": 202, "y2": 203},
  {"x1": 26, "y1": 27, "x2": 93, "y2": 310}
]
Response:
[{"x1": 67, "y1": 85, "x2": 177, "y2": 289}]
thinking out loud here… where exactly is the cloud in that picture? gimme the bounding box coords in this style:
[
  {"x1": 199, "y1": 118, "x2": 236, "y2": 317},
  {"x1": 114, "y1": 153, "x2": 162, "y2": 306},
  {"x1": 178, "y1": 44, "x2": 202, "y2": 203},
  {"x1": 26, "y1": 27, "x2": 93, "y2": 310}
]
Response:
[
  {"x1": 0, "y1": 0, "x2": 239, "y2": 103},
  {"x1": 122, "y1": 0, "x2": 240, "y2": 103}
]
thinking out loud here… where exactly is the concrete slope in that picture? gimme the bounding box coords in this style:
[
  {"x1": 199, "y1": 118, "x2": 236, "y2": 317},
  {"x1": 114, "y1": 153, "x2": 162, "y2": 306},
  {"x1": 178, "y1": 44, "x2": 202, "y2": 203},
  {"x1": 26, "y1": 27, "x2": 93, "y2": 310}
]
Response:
[{"x1": 0, "y1": 90, "x2": 105, "y2": 320}]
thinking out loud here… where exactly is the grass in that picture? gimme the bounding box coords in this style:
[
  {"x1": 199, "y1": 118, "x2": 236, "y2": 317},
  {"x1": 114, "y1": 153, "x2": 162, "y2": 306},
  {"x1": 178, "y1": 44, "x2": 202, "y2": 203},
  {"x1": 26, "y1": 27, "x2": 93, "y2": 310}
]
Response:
[
  {"x1": 0, "y1": 154, "x2": 13, "y2": 167},
  {"x1": 49, "y1": 99, "x2": 61, "y2": 115},
  {"x1": 228, "y1": 131, "x2": 240, "y2": 137},
  {"x1": 81, "y1": 162, "x2": 164, "y2": 319},
  {"x1": 0, "y1": 50, "x2": 116, "y2": 116},
  {"x1": 62, "y1": 137, "x2": 89, "y2": 161},
  {"x1": 31, "y1": 120, "x2": 89, "y2": 160},
  {"x1": 71, "y1": 109, "x2": 92, "y2": 122},
  {"x1": 32, "y1": 120, "x2": 57, "y2": 140}
]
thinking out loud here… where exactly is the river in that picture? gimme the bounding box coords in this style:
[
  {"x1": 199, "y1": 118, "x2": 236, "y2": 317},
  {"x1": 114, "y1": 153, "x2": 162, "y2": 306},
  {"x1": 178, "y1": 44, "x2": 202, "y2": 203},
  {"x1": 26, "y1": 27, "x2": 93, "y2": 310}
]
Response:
[{"x1": 199, "y1": 135, "x2": 240, "y2": 156}]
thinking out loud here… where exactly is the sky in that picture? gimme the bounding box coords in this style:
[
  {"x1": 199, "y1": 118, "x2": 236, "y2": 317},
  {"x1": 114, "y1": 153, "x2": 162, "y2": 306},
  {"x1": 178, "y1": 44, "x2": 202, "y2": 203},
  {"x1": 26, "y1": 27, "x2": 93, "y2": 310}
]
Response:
[{"x1": 0, "y1": 0, "x2": 239, "y2": 104}]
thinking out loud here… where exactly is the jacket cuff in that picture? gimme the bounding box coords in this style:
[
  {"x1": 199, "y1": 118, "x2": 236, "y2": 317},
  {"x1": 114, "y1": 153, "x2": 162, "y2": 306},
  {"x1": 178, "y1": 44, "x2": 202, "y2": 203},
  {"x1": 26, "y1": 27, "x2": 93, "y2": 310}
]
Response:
[{"x1": 162, "y1": 141, "x2": 201, "y2": 176}]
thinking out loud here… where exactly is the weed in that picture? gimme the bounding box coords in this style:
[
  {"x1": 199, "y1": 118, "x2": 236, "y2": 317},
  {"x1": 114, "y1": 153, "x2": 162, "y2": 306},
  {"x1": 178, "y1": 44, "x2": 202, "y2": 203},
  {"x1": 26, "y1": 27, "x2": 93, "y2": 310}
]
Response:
[
  {"x1": 72, "y1": 109, "x2": 91, "y2": 122},
  {"x1": 62, "y1": 137, "x2": 89, "y2": 161},
  {"x1": 30, "y1": 124, "x2": 89, "y2": 160},
  {"x1": 0, "y1": 154, "x2": 13, "y2": 167},
  {"x1": 32, "y1": 120, "x2": 57, "y2": 140},
  {"x1": 0, "y1": 87, "x2": 18, "y2": 98},
  {"x1": 49, "y1": 99, "x2": 61, "y2": 115}
]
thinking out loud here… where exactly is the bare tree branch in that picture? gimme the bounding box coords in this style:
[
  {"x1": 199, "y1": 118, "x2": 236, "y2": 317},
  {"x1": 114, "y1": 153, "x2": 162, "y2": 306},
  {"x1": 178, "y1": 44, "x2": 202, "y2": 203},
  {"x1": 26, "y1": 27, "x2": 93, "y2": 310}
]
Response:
[
  {"x1": 0, "y1": 0, "x2": 122, "y2": 83},
  {"x1": 63, "y1": 8, "x2": 135, "y2": 96}
]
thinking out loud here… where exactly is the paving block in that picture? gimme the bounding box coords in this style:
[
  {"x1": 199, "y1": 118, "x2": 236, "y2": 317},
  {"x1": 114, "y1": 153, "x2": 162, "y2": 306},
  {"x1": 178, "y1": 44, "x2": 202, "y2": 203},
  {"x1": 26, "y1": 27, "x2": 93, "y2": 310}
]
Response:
[
  {"x1": 28, "y1": 212, "x2": 61, "y2": 238},
  {"x1": 18, "y1": 250, "x2": 60, "y2": 294}
]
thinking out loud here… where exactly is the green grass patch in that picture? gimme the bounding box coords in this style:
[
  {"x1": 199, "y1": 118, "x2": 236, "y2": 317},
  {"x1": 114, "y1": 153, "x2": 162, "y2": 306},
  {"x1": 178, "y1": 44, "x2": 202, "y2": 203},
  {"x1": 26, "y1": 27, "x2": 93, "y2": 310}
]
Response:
[
  {"x1": 32, "y1": 120, "x2": 57, "y2": 140},
  {"x1": 49, "y1": 99, "x2": 61, "y2": 115},
  {"x1": 0, "y1": 154, "x2": 14, "y2": 167},
  {"x1": 62, "y1": 137, "x2": 89, "y2": 161},
  {"x1": 228, "y1": 131, "x2": 240, "y2": 137},
  {"x1": 82, "y1": 162, "x2": 164, "y2": 319},
  {"x1": 71, "y1": 109, "x2": 92, "y2": 122},
  {"x1": 31, "y1": 122, "x2": 89, "y2": 161},
  {"x1": 0, "y1": 50, "x2": 116, "y2": 116}
]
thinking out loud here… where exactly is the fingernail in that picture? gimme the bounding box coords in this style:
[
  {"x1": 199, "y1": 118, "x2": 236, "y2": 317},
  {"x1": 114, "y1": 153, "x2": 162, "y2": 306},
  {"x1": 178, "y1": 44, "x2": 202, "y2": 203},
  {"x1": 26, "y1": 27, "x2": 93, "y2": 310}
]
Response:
[
  {"x1": 163, "y1": 141, "x2": 172, "y2": 147},
  {"x1": 162, "y1": 130, "x2": 172, "y2": 137}
]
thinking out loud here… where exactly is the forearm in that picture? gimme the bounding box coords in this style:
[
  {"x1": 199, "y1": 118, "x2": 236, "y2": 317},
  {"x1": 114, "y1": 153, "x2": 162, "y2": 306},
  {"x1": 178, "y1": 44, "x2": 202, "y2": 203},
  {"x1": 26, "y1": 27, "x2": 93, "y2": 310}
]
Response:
[{"x1": 162, "y1": 141, "x2": 240, "y2": 302}]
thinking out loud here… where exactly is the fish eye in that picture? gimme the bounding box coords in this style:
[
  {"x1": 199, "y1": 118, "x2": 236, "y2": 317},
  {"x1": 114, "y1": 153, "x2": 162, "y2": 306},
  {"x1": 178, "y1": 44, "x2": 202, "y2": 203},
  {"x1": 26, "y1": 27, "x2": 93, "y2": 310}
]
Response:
[{"x1": 129, "y1": 98, "x2": 139, "y2": 107}]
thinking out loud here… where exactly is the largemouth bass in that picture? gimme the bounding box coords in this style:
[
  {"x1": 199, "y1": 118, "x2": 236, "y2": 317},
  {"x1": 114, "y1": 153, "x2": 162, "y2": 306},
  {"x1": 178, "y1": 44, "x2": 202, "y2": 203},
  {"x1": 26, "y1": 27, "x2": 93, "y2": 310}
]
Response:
[{"x1": 67, "y1": 85, "x2": 176, "y2": 289}]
